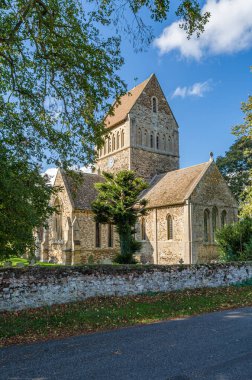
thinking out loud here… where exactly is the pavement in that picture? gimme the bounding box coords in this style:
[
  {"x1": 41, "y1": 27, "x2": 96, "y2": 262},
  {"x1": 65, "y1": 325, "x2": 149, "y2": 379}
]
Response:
[{"x1": 1, "y1": 306, "x2": 252, "y2": 379}]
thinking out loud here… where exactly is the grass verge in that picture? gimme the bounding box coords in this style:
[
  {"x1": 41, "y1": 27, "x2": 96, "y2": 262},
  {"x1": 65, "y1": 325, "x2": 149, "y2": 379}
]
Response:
[{"x1": 1, "y1": 285, "x2": 252, "y2": 347}]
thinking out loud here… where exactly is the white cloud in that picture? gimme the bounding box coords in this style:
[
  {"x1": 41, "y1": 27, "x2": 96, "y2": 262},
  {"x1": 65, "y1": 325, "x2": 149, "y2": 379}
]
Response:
[
  {"x1": 154, "y1": 0, "x2": 252, "y2": 60},
  {"x1": 172, "y1": 80, "x2": 212, "y2": 98},
  {"x1": 42, "y1": 165, "x2": 93, "y2": 186},
  {"x1": 42, "y1": 168, "x2": 58, "y2": 186}
]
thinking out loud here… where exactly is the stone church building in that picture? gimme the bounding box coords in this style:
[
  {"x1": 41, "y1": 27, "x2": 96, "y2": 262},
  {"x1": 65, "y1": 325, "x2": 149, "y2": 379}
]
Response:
[{"x1": 39, "y1": 74, "x2": 238, "y2": 265}]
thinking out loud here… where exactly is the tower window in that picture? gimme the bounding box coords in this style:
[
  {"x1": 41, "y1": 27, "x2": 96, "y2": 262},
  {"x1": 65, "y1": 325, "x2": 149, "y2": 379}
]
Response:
[
  {"x1": 156, "y1": 135, "x2": 159, "y2": 150},
  {"x1": 121, "y1": 130, "x2": 125, "y2": 147},
  {"x1": 117, "y1": 132, "x2": 120, "y2": 149},
  {"x1": 150, "y1": 134, "x2": 154, "y2": 148},
  {"x1": 112, "y1": 134, "x2": 116, "y2": 151},
  {"x1": 152, "y1": 97, "x2": 157, "y2": 113},
  {"x1": 167, "y1": 215, "x2": 173, "y2": 240},
  {"x1": 137, "y1": 128, "x2": 142, "y2": 145}
]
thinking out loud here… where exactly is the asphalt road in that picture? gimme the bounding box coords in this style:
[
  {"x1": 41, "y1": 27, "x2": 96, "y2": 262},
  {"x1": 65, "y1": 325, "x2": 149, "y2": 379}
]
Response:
[{"x1": 1, "y1": 307, "x2": 252, "y2": 380}]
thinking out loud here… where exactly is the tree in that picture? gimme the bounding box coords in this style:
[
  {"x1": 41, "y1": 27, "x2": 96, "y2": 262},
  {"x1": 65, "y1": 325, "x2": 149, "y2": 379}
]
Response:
[
  {"x1": 232, "y1": 72, "x2": 252, "y2": 215},
  {"x1": 0, "y1": 0, "x2": 209, "y2": 169},
  {"x1": 216, "y1": 137, "x2": 252, "y2": 202},
  {"x1": 216, "y1": 218, "x2": 252, "y2": 262},
  {"x1": 91, "y1": 171, "x2": 148, "y2": 263},
  {"x1": 0, "y1": 145, "x2": 56, "y2": 259}
]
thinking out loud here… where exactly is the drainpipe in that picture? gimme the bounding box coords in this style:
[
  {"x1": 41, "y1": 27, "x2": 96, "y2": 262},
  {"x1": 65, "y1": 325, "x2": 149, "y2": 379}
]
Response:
[
  {"x1": 188, "y1": 200, "x2": 193, "y2": 264},
  {"x1": 155, "y1": 209, "x2": 158, "y2": 264},
  {"x1": 128, "y1": 113, "x2": 131, "y2": 170}
]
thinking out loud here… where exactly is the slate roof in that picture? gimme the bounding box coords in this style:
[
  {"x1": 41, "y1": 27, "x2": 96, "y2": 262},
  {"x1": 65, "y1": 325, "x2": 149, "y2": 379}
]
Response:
[
  {"x1": 141, "y1": 162, "x2": 211, "y2": 208},
  {"x1": 62, "y1": 171, "x2": 104, "y2": 210},
  {"x1": 105, "y1": 75, "x2": 152, "y2": 128}
]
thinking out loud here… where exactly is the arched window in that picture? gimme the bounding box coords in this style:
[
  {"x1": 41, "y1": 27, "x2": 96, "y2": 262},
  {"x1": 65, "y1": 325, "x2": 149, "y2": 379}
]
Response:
[
  {"x1": 137, "y1": 128, "x2": 142, "y2": 145},
  {"x1": 54, "y1": 199, "x2": 63, "y2": 240},
  {"x1": 168, "y1": 135, "x2": 172, "y2": 151},
  {"x1": 112, "y1": 134, "x2": 116, "y2": 151},
  {"x1": 108, "y1": 223, "x2": 113, "y2": 248},
  {"x1": 221, "y1": 210, "x2": 227, "y2": 228},
  {"x1": 167, "y1": 215, "x2": 173, "y2": 240},
  {"x1": 141, "y1": 218, "x2": 146, "y2": 241},
  {"x1": 116, "y1": 131, "x2": 120, "y2": 149},
  {"x1": 156, "y1": 134, "x2": 159, "y2": 150},
  {"x1": 150, "y1": 134, "x2": 154, "y2": 148},
  {"x1": 121, "y1": 130, "x2": 125, "y2": 147},
  {"x1": 103, "y1": 141, "x2": 106, "y2": 155},
  {"x1": 108, "y1": 136, "x2": 111, "y2": 153},
  {"x1": 95, "y1": 222, "x2": 101, "y2": 248},
  {"x1": 163, "y1": 134, "x2": 166, "y2": 151},
  {"x1": 144, "y1": 130, "x2": 148, "y2": 146},
  {"x1": 152, "y1": 97, "x2": 157, "y2": 113},
  {"x1": 204, "y1": 209, "x2": 210, "y2": 242},
  {"x1": 212, "y1": 206, "x2": 218, "y2": 241}
]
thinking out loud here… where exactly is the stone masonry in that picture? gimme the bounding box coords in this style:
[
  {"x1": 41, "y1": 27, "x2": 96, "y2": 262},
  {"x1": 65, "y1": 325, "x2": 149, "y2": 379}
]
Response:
[{"x1": 1, "y1": 263, "x2": 252, "y2": 311}]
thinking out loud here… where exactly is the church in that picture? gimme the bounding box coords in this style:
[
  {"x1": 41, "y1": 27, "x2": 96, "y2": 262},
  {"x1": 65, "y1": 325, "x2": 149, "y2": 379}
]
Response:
[{"x1": 38, "y1": 74, "x2": 238, "y2": 265}]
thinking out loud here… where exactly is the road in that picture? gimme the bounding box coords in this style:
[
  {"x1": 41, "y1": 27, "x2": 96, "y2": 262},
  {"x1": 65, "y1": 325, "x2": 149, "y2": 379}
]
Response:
[{"x1": 1, "y1": 307, "x2": 252, "y2": 379}]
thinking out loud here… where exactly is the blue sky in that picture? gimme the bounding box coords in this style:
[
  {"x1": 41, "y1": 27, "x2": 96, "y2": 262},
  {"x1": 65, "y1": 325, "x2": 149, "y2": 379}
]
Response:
[{"x1": 117, "y1": 0, "x2": 252, "y2": 168}]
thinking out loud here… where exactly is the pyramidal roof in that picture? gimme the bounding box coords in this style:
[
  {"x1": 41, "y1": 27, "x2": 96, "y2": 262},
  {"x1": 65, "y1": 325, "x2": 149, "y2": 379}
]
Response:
[
  {"x1": 105, "y1": 74, "x2": 154, "y2": 128},
  {"x1": 141, "y1": 161, "x2": 212, "y2": 208}
]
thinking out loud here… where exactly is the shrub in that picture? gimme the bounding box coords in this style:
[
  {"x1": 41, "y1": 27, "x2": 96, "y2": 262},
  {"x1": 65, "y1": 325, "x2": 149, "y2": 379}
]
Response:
[{"x1": 216, "y1": 217, "x2": 252, "y2": 262}]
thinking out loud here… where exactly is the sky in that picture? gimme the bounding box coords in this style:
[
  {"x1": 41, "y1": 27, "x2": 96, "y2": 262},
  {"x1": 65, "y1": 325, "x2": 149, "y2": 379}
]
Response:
[{"x1": 117, "y1": 0, "x2": 252, "y2": 168}]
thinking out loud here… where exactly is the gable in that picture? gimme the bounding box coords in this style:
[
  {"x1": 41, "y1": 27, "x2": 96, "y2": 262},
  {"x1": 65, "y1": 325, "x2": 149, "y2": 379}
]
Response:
[
  {"x1": 140, "y1": 162, "x2": 210, "y2": 208},
  {"x1": 104, "y1": 74, "x2": 178, "y2": 129},
  {"x1": 52, "y1": 169, "x2": 74, "y2": 213},
  {"x1": 131, "y1": 74, "x2": 178, "y2": 127},
  {"x1": 190, "y1": 162, "x2": 238, "y2": 207},
  {"x1": 104, "y1": 76, "x2": 150, "y2": 128}
]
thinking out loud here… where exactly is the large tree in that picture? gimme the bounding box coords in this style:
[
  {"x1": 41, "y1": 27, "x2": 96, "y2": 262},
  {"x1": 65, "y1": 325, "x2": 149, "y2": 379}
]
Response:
[
  {"x1": 0, "y1": 0, "x2": 209, "y2": 168},
  {"x1": 0, "y1": 146, "x2": 57, "y2": 259},
  {"x1": 232, "y1": 91, "x2": 252, "y2": 217},
  {"x1": 216, "y1": 137, "x2": 252, "y2": 202},
  {"x1": 91, "y1": 171, "x2": 148, "y2": 263}
]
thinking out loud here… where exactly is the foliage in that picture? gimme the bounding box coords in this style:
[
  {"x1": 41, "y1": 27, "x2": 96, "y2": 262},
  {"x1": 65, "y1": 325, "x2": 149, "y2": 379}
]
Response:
[
  {"x1": 2, "y1": 285, "x2": 252, "y2": 346},
  {"x1": 92, "y1": 171, "x2": 148, "y2": 262},
  {"x1": 0, "y1": 0, "x2": 209, "y2": 170},
  {"x1": 0, "y1": 145, "x2": 56, "y2": 259},
  {"x1": 216, "y1": 137, "x2": 252, "y2": 202},
  {"x1": 232, "y1": 69, "x2": 252, "y2": 214},
  {"x1": 216, "y1": 218, "x2": 252, "y2": 262}
]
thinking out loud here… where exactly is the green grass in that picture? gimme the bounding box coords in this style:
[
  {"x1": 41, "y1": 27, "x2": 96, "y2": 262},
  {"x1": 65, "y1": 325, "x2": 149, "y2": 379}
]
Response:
[
  {"x1": 0, "y1": 257, "x2": 60, "y2": 267},
  {"x1": 1, "y1": 285, "x2": 252, "y2": 346}
]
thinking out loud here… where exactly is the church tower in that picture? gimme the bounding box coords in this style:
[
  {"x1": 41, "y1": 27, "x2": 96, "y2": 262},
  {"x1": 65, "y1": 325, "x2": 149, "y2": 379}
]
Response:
[{"x1": 96, "y1": 74, "x2": 179, "y2": 181}]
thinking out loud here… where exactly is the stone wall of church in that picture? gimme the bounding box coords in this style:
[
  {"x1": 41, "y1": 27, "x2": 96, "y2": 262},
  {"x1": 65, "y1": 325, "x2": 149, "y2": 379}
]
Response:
[
  {"x1": 190, "y1": 163, "x2": 238, "y2": 263},
  {"x1": 135, "y1": 205, "x2": 185, "y2": 265},
  {"x1": 97, "y1": 147, "x2": 130, "y2": 174},
  {"x1": 130, "y1": 148, "x2": 179, "y2": 181},
  {"x1": 96, "y1": 119, "x2": 130, "y2": 174}
]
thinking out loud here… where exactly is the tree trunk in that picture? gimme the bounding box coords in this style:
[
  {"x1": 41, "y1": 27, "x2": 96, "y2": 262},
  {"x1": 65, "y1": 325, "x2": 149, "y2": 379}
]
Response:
[{"x1": 119, "y1": 224, "x2": 132, "y2": 256}]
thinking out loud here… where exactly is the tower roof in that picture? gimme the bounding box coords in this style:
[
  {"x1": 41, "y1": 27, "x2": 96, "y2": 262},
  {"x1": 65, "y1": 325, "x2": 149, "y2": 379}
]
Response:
[{"x1": 105, "y1": 74, "x2": 154, "y2": 128}]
